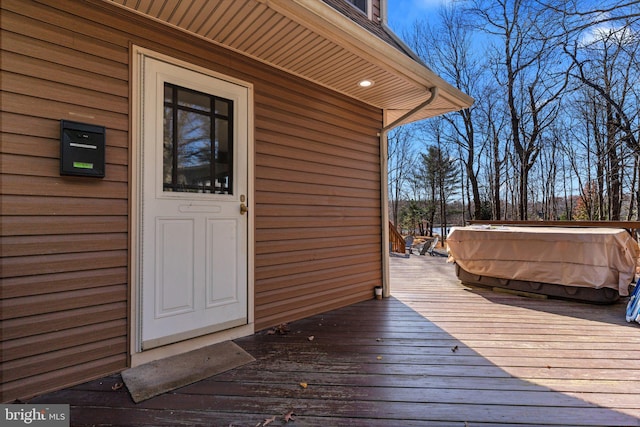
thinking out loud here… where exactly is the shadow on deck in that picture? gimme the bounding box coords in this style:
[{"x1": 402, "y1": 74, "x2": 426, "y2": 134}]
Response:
[{"x1": 30, "y1": 255, "x2": 640, "y2": 426}]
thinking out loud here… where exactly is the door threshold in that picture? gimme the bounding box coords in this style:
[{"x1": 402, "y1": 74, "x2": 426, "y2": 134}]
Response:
[{"x1": 130, "y1": 323, "x2": 253, "y2": 367}]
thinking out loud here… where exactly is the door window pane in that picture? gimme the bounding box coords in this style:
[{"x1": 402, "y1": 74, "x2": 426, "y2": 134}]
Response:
[
  {"x1": 178, "y1": 90, "x2": 210, "y2": 112},
  {"x1": 163, "y1": 83, "x2": 233, "y2": 194},
  {"x1": 215, "y1": 99, "x2": 230, "y2": 116}
]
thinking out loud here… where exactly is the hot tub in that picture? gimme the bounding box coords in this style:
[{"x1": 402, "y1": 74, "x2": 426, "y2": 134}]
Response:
[{"x1": 447, "y1": 226, "x2": 640, "y2": 303}]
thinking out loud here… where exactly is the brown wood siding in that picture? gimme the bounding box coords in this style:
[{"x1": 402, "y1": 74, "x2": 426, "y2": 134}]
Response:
[
  {"x1": 0, "y1": 0, "x2": 130, "y2": 402},
  {"x1": 1, "y1": 0, "x2": 383, "y2": 401},
  {"x1": 253, "y1": 68, "x2": 383, "y2": 330}
]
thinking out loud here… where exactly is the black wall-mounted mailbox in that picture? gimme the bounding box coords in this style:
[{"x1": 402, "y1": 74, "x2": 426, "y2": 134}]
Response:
[{"x1": 60, "y1": 120, "x2": 106, "y2": 178}]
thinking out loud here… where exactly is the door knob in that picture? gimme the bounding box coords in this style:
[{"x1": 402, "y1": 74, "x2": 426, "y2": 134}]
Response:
[{"x1": 240, "y1": 203, "x2": 248, "y2": 215}]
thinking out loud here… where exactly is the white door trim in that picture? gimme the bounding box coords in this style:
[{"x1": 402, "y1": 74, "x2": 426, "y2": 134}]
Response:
[{"x1": 129, "y1": 46, "x2": 254, "y2": 366}]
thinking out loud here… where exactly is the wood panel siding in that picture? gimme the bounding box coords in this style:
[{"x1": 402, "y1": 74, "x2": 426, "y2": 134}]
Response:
[
  {"x1": 255, "y1": 72, "x2": 382, "y2": 329},
  {"x1": 254, "y1": 72, "x2": 383, "y2": 330},
  {"x1": 1, "y1": 0, "x2": 384, "y2": 401},
  {"x1": 0, "y1": 0, "x2": 130, "y2": 402}
]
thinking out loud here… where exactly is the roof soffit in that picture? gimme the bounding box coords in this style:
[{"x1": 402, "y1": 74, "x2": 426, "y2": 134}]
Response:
[{"x1": 103, "y1": 0, "x2": 473, "y2": 126}]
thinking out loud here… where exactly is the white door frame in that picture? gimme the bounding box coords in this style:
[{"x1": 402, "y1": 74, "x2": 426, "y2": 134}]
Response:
[{"x1": 130, "y1": 46, "x2": 255, "y2": 366}]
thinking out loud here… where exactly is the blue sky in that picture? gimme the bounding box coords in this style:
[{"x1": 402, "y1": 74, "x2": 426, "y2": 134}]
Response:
[
  {"x1": 386, "y1": 0, "x2": 448, "y2": 37},
  {"x1": 386, "y1": 0, "x2": 625, "y2": 51}
]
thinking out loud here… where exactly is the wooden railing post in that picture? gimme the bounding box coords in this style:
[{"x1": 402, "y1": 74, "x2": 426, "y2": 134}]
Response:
[{"x1": 388, "y1": 221, "x2": 405, "y2": 253}]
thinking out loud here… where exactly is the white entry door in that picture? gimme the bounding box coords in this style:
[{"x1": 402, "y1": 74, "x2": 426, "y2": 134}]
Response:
[{"x1": 139, "y1": 55, "x2": 248, "y2": 350}]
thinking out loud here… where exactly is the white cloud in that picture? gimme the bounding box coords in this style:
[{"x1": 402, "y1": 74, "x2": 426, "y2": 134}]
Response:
[
  {"x1": 579, "y1": 10, "x2": 639, "y2": 47},
  {"x1": 581, "y1": 21, "x2": 637, "y2": 47}
]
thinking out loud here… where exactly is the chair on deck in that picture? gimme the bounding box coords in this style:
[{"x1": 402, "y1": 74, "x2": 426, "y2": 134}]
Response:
[
  {"x1": 421, "y1": 236, "x2": 439, "y2": 256},
  {"x1": 404, "y1": 236, "x2": 414, "y2": 255}
]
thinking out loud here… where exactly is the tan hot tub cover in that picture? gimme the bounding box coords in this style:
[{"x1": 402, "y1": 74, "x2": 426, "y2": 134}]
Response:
[{"x1": 446, "y1": 226, "x2": 640, "y2": 296}]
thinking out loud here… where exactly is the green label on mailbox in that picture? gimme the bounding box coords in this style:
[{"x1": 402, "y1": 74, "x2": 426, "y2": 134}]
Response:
[{"x1": 73, "y1": 162, "x2": 94, "y2": 169}]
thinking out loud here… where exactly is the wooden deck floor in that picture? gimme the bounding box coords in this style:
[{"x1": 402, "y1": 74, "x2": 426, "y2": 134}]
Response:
[{"x1": 31, "y1": 254, "x2": 640, "y2": 426}]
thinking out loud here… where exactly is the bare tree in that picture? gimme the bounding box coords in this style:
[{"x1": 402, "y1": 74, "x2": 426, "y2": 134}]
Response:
[
  {"x1": 472, "y1": 0, "x2": 568, "y2": 219},
  {"x1": 408, "y1": 3, "x2": 485, "y2": 219},
  {"x1": 560, "y1": 85, "x2": 600, "y2": 220},
  {"x1": 387, "y1": 125, "x2": 417, "y2": 228},
  {"x1": 559, "y1": 6, "x2": 640, "y2": 218},
  {"x1": 389, "y1": 0, "x2": 640, "y2": 223},
  {"x1": 476, "y1": 81, "x2": 509, "y2": 219},
  {"x1": 420, "y1": 138, "x2": 460, "y2": 239},
  {"x1": 543, "y1": 0, "x2": 640, "y2": 39}
]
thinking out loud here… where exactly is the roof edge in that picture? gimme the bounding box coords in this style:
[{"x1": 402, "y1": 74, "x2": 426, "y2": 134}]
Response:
[{"x1": 274, "y1": 0, "x2": 473, "y2": 111}]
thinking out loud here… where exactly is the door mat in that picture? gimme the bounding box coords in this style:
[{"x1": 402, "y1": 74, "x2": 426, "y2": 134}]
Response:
[{"x1": 121, "y1": 341, "x2": 255, "y2": 403}]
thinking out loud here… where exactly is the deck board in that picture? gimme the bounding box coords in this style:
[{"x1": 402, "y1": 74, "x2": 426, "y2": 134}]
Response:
[{"x1": 29, "y1": 254, "x2": 640, "y2": 425}]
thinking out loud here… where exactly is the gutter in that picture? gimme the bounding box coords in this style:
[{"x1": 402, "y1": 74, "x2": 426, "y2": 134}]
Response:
[{"x1": 382, "y1": 86, "x2": 439, "y2": 132}]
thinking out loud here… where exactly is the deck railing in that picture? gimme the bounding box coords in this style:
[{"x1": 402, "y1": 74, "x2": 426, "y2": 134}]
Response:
[{"x1": 389, "y1": 221, "x2": 405, "y2": 253}]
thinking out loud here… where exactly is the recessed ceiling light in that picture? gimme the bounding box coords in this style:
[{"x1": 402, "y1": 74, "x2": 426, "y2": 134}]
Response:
[{"x1": 358, "y1": 79, "x2": 374, "y2": 88}]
